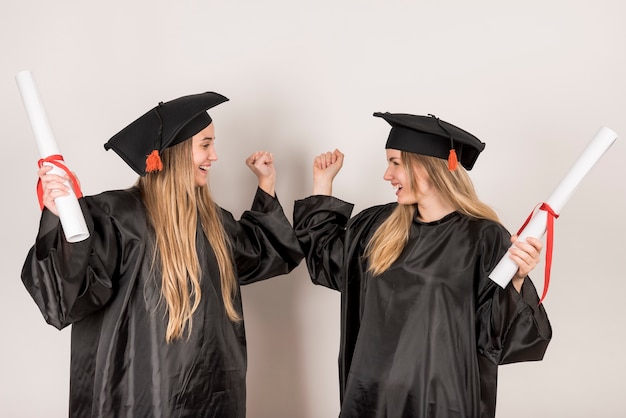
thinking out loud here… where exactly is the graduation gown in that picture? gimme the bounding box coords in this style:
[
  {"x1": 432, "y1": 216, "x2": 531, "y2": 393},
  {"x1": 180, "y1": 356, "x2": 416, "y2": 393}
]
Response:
[
  {"x1": 294, "y1": 195, "x2": 552, "y2": 418},
  {"x1": 22, "y1": 187, "x2": 303, "y2": 418}
]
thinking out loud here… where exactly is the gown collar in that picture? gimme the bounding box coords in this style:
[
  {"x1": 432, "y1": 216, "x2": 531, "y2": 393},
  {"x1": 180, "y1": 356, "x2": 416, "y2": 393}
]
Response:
[{"x1": 413, "y1": 210, "x2": 460, "y2": 226}]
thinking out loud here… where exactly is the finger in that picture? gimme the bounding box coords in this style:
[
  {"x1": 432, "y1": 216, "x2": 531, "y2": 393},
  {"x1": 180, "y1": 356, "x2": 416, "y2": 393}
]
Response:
[
  {"x1": 524, "y1": 236, "x2": 543, "y2": 252},
  {"x1": 44, "y1": 188, "x2": 69, "y2": 209},
  {"x1": 245, "y1": 154, "x2": 257, "y2": 166},
  {"x1": 45, "y1": 185, "x2": 70, "y2": 200},
  {"x1": 509, "y1": 248, "x2": 531, "y2": 266},
  {"x1": 257, "y1": 151, "x2": 272, "y2": 165},
  {"x1": 317, "y1": 153, "x2": 328, "y2": 168},
  {"x1": 38, "y1": 165, "x2": 53, "y2": 176},
  {"x1": 326, "y1": 151, "x2": 336, "y2": 166},
  {"x1": 512, "y1": 240, "x2": 540, "y2": 262}
]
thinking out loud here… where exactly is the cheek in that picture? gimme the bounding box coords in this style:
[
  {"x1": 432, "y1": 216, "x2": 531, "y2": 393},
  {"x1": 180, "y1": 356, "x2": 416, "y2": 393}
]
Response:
[{"x1": 193, "y1": 149, "x2": 207, "y2": 162}]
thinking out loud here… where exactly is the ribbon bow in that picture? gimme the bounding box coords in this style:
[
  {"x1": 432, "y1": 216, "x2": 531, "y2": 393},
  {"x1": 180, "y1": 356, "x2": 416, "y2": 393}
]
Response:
[
  {"x1": 37, "y1": 154, "x2": 83, "y2": 210},
  {"x1": 516, "y1": 203, "x2": 559, "y2": 304}
]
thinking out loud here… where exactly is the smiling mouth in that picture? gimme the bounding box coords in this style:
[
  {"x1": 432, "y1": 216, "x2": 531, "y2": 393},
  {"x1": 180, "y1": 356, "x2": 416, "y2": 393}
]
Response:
[{"x1": 199, "y1": 165, "x2": 211, "y2": 172}]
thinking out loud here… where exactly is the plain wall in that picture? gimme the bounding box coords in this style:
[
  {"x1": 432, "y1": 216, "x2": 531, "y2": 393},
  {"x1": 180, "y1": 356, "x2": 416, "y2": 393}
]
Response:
[{"x1": 1, "y1": 1, "x2": 625, "y2": 417}]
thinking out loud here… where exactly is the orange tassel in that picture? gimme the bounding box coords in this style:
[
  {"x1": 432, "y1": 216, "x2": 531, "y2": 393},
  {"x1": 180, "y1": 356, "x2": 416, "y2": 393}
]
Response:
[
  {"x1": 146, "y1": 150, "x2": 163, "y2": 172},
  {"x1": 447, "y1": 149, "x2": 458, "y2": 171}
]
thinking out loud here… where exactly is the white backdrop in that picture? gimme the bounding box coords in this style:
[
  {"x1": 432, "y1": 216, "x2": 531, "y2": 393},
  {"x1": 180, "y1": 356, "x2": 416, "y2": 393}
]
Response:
[{"x1": 1, "y1": 1, "x2": 625, "y2": 417}]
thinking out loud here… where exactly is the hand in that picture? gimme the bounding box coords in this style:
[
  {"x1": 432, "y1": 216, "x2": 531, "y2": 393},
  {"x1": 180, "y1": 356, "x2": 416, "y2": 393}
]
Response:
[
  {"x1": 313, "y1": 149, "x2": 344, "y2": 195},
  {"x1": 509, "y1": 235, "x2": 543, "y2": 292},
  {"x1": 38, "y1": 164, "x2": 73, "y2": 217},
  {"x1": 245, "y1": 151, "x2": 275, "y2": 196}
]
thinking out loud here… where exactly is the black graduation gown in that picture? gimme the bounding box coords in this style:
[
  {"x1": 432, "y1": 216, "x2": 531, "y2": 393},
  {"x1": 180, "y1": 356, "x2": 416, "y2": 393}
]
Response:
[
  {"x1": 294, "y1": 195, "x2": 552, "y2": 418},
  {"x1": 22, "y1": 187, "x2": 303, "y2": 418}
]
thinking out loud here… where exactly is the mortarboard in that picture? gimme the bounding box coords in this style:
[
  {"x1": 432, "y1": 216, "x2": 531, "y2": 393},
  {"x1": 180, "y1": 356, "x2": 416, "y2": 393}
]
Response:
[
  {"x1": 373, "y1": 112, "x2": 485, "y2": 170},
  {"x1": 104, "y1": 92, "x2": 229, "y2": 176}
]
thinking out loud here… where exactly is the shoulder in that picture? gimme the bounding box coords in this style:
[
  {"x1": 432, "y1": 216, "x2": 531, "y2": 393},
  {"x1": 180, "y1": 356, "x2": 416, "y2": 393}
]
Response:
[
  {"x1": 216, "y1": 205, "x2": 238, "y2": 237},
  {"x1": 84, "y1": 187, "x2": 145, "y2": 215},
  {"x1": 217, "y1": 205, "x2": 235, "y2": 222},
  {"x1": 465, "y1": 216, "x2": 510, "y2": 247},
  {"x1": 347, "y1": 202, "x2": 397, "y2": 235},
  {"x1": 352, "y1": 202, "x2": 396, "y2": 222}
]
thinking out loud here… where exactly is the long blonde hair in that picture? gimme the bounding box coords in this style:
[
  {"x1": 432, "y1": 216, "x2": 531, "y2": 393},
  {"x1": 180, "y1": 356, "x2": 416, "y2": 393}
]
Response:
[
  {"x1": 366, "y1": 152, "x2": 499, "y2": 275},
  {"x1": 137, "y1": 138, "x2": 239, "y2": 343}
]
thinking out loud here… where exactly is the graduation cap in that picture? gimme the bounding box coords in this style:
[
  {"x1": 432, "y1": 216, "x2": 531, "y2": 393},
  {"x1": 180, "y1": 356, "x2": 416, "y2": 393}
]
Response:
[
  {"x1": 104, "y1": 92, "x2": 229, "y2": 175},
  {"x1": 373, "y1": 112, "x2": 485, "y2": 170}
]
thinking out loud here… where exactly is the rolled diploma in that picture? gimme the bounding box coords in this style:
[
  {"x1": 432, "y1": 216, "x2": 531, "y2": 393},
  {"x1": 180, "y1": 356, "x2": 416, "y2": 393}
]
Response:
[
  {"x1": 16, "y1": 70, "x2": 90, "y2": 243},
  {"x1": 489, "y1": 126, "x2": 618, "y2": 288}
]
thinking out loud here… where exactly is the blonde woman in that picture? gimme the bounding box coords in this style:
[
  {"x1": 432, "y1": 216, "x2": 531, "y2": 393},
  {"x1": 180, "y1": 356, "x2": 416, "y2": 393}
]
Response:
[
  {"x1": 22, "y1": 92, "x2": 303, "y2": 417},
  {"x1": 294, "y1": 113, "x2": 551, "y2": 418}
]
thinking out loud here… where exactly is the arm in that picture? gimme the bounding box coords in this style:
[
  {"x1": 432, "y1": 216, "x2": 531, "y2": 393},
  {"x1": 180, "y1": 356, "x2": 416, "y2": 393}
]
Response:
[
  {"x1": 292, "y1": 149, "x2": 355, "y2": 290},
  {"x1": 476, "y1": 224, "x2": 552, "y2": 365},
  {"x1": 246, "y1": 151, "x2": 276, "y2": 197},
  {"x1": 21, "y1": 196, "x2": 119, "y2": 329},
  {"x1": 37, "y1": 164, "x2": 71, "y2": 216},
  {"x1": 222, "y1": 152, "x2": 303, "y2": 285},
  {"x1": 509, "y1": 235, "x2": 543, "y2": 292},
  {"x1": 222, "y1": 189, "x2": 303, "y2": 285},
  {"x1": 312, "y1": 148, "x2": 344, "y2": 195}
]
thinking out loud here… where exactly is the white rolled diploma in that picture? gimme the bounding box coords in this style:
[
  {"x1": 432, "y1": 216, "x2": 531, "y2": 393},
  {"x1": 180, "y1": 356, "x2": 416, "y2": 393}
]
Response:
[
  {"x1": 16, "y1": 70, "x2": 90, "y2": 243},
  {"x1": 489, "y1": 126, "x2": 618, "y2": 288}
]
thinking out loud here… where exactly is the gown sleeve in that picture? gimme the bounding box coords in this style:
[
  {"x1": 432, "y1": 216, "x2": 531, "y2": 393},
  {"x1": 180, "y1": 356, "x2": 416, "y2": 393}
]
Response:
[
  {"x1": 222, "y1": 187, "x2": 304, "y2": 285},
  {"x1": 292, "y1": 195, "x2": 355, "y2": 290},
  {"x1": 475, "y1": 222, "x2": 553, "y2": 366},
  {"x1": 21, "y1": 196, "x2": 123, "y2": 330}
]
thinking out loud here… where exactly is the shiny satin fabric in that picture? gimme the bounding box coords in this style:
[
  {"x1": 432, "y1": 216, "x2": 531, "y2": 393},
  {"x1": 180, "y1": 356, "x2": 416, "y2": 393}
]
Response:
[
  {"x1": 22, "y1": 187, "x2": 303, "y2": 418},
  {"x1": 294, "y1": 195, "x2": 552, "y2": 418}
]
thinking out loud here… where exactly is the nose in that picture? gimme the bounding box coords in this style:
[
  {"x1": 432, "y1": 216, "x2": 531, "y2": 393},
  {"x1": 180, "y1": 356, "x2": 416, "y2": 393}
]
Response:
[
  {"x1": 383, "y1": 166, "x2": 393, "y2": 181},
  {"x1": 210, "y1": 147, "x2": 218, "y2": 162}
]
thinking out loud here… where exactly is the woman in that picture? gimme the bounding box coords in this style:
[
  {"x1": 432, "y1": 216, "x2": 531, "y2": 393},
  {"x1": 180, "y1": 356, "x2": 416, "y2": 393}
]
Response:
[
  {"x1": 21, "y1": 92, "x2": 303, "y2": 417},
  {"x1": 294, "y1": 112, "x2": 552, "y2": 418}
]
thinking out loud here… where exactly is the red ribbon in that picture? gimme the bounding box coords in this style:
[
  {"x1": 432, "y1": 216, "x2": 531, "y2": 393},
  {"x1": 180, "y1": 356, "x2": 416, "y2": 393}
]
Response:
[
  {"x1": 516, "y1": 203, "x2": 559, "y2": 304},
  {"x1": 37, "y1": 154, "x2": 83, "y2": 210}
]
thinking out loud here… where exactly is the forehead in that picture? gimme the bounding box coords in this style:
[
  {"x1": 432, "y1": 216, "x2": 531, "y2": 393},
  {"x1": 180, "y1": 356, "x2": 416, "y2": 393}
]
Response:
[
  {"x1": 386, "y1": 148, "x2": 402, "y2": 159},
  {"x1": 193, "y1": 123, "x2": 215, "y2": 141}
]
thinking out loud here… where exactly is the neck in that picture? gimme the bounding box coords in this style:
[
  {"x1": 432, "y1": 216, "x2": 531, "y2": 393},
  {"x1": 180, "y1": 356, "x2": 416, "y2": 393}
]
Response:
[{"x1": 415, "y1": 195, "x2": 455, "y2": 223}]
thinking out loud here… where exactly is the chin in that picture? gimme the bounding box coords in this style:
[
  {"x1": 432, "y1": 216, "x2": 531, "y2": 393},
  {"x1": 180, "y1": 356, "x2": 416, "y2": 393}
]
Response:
[{"x1": 397, "y1": 195, "x2": 418, "y2": 206}]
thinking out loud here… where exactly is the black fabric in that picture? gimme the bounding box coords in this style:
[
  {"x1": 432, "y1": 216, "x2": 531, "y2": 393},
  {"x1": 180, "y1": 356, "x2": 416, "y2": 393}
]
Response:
[
  {"x1": 104, "y1": 92, "x2": 228, "y2": 175},
  {"x1": 374, "y1": 113, "x2": 485, "y2": 170},
  {"x1": 22, "y1": 187, "x2": 303, "y2": 418},
  {"x1": 293, "y1": 195, "x2": 552, "y2": 418}
]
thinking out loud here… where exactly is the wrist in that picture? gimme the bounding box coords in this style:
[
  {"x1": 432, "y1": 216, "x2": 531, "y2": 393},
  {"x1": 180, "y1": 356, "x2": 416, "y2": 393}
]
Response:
[
  {"x1": 313, "y1": 181, "x2": 332, "y2": 195},
  {"x1": 258, "y1": 179, "x2": 275, "y2": 197}
]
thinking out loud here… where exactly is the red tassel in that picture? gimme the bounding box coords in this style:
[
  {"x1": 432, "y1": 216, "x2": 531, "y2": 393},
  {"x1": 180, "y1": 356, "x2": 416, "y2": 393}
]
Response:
[
  {"x1": 447, "y1": 149, "x2": 458, "y2": 171},
  {"x1": 146, "y1": 150, "x2": 163, "y2": 172}
]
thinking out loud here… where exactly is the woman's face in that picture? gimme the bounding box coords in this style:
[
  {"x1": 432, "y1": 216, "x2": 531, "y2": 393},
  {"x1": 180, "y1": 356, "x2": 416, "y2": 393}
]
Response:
[
  {"x1": 383, "y1": 149, "x2": 433, "y2": 205},
  {"x1": 192, "y1": 123, "x2": 218, "y2": 187}
]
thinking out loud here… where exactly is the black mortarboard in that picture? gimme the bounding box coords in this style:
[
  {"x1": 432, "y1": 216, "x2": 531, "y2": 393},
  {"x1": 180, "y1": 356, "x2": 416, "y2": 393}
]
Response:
[
  {"x1": 104, "y1": 92, "x2": 229, "y2": 175},
  {"x1": 373, "y1": 112, "x2": 485, "y2": 170}
]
